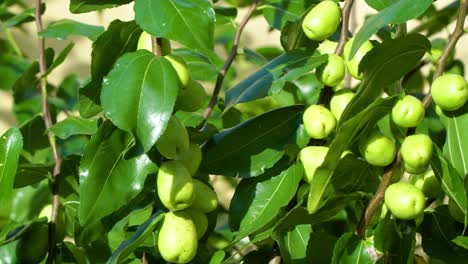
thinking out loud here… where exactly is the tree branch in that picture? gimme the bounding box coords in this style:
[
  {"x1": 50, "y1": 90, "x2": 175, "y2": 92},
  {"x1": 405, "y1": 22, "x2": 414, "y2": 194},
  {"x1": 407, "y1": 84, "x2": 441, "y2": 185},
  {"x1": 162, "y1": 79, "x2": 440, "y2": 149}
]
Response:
[
  {"x1": 34, "y1": 1, "x2": 62, "y2": 263},
  {"x1": 422, "y1": 0, "x2": 467, "y2": 108},
  {"x1": 335, "y1": 0, "x2": 355, "y2": 56},
  {"x1": 151, "y1": 37, "x2": 166, "y2": 56},
  {"x1": 202, "y1": 0, "x2": 260, "y2": 121}
]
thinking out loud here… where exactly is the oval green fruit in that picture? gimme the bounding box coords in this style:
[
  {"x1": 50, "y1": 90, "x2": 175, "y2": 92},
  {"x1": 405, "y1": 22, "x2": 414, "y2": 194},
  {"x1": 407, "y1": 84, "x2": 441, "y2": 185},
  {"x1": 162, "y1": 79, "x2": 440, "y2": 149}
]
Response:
[
  {"x1": 184, "y1": 208, "x2": 208, "y2": 239},
  {"x1": 302, "y1": 1, "x2": 341, "y2": 41},
  {"x1": 359, "y1": 130, "x2": 396, "y2": 167},
  {"x1": 165, "y1": 54, "x2": 191, "y2": 89},
  {"x1": 410, "y1": 170, "x2": 442, "y2": 199},
  {"x1": 343, "y1": 38, "x2": 373, "y2": 80},
  {"x1": 303, "y1": 105, "x2": 336, "y2": 139},
  {"x1": 191, "y1": 179, "x2": 218, "y2": 213},
  {"x1": 330, "y1": 89, "x2": 355, "y2": 120},
  {"x1": 391, "y1": 95, "x2": 425, "y2": 128},
  {"x1": 156, "y1": 116, "x2": 190, "y2": 159},
  {"x1": 429, "y1": 38, "x2": 454, "y2": 65},
  {"x1": 137, "y1": 31, "x2": 171, "y2": 54},
  {"x1": 317, "y1": 40, "x2": 338, "y2": 55},
  {"x1": 316, "y1": 54, "x2": 346, "y2": 87},
  {"x1": 384, "y1": 182, "x2": 425, "y2": 220},
  {"x1": 16, "y1": 222, "x2": 49, "y2": 264},
  {"x1": 157, "y1": 161, "x2": 194, "y2": 211},
  {"x1": 176, "y1": 143, "x2": 202, "y2": 176},
  {"x1": 298, "y1": 146, "x2": 328, "y2": 183},
  {"x1": 175, "y1": 80, "x2": 207, "y2": 112},
  {"x1": 401, "y1": 134, "x2": 433, "y2": 174},
  {"x1": 431, "y1": 74, "x2": 468, "y2": 111},
  {"x1": 158, "y1": 211, "x2": 198, "y2": 263}
]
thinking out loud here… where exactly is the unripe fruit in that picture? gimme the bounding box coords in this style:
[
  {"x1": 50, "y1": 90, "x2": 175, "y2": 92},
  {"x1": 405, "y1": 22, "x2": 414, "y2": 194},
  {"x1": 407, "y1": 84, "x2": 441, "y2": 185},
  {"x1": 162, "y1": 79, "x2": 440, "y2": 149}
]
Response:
[
  {"x1": 165, "y1": 54, "x2": 191, "y2": 89},
  {"x1": 176, "y1": 143, "x2": 202, "y2": 176},
  {"x1": 175, "y1": 80, "x2": 207, "y2": 112},
  {"x1": 184, "y1": 208, "x2": 208, "y2": 239},
  {"x1": 431, "y1": 74, "x2": 468, "y2": 111},
  {"x1": 317, "y1": 40, "x2": 338, "y2": 55},
  {"x1": 343, "y1": 38, "x2": 373, "y2": 80},
  {"x1": 391, "y1": 95, "x2": 425, "y2": 128},
  {"x1": 384, "y1": 182, "x2": 425, "y2": 220},
  {"x1": 191, "y1": 179, "x2": 218, "y2": 213},
  {"x1": 207, "y1": 233, "x2": 230, "y2": 250},
  {"x1": 303, "y1": 105, "x2": 336, "y2": 139},
  {"x1": 16, "y1": 222, "x2": 48, "y2": 264},
  {"x1": 137, "y1": 31, "x2": 171, "y2": 56},
  {"x1": 410, "y1": 170, "x2": 442, "y2": 199},
  {"x1": 156, "y1": 116, "x2": 190, "y2": 159},
  {"x1": 330, "y1": 89, "x2": 355, "y2": 120},
  {"x1": 158, "y1": 211, "x2": 198, "y2": 263},
  {"x1": 316, "y1": 54, "x2": 346, "y2": 87},
  {"x1": 298, "y1": 146, "x2": 328, "y2": 183},
  {"x1": 429, "y1": 38, "x2": 454, "y2": 65},
  {"x1": 359, "y1": 130, "x2": 396, "y2": 167},
  {"x1": 302, "y1": 1, "x2": 341, "y2": 41},
  {"x1": 157, "y1": 161, "x2": 194, "y2": 211},
  {"x1": 448, "y1": 199, "x2": 465, "y2": 224},
  {"x1": 401, "y1": 134, "x2": 433, "y2": 174}
]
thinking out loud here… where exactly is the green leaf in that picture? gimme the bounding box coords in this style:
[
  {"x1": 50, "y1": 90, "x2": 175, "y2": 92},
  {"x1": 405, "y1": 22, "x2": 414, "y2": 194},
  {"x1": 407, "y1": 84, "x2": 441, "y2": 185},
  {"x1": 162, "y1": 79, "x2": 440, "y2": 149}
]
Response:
[
  {"x1": 101, "y1": 50, "x2": 178, "y2": 153},
  {"x1": 209, "y1": 251, "x2": 225, "y2": 264},
  {"x1": 308, "y1": 97, "x2": 397, "y2": 213},
  {"x1": 106, "y1": 210, "x2": 164, "y2": 264},
  {"x1": 173, "y1": 48, "x2": 227, "y2": 83},
  {"x1": 135, "y1": 0, "x2": 215, "y2": 53},
  {"x1": 19, "y1": 115, "x2": 49, "y2": 154},
  {"x1": 452, "y1": 236, "x2": 468, "y2": 250},
  {"x1": 40, "y1": 19, "x2": 104, "y2": 41},
  {"x1": 0, "y1": 54, "x2": 31, "y2": 90},
  {"x1": 331, "y1": 233, "x2": 375, "y2": 264},
  {"x1": 79, "y1": 20, "x2": 142, "y2": 118},
  {"x1": 349, "y1": 0, "x2": 432, "y2": 58},
  {"x1": 441, "y1": 104, "x2": 468, "y2": 177},
  {"x1": 78, "y1": 121, "x2": 157, "y2": 225},
  {"x1": 263, "y1": 0, "x2": 316, "y2": 30},
  {"x1": 410, "y1": 2, "x2": 459, "y2": 37},
  {"x1": 69, "y1": 0, "x2": 133, "y2": 13},
  {"x1": 200, "y1": 105, "x2": 303, "y2": 177},
  {"x1": 274, "y1": 224, "x2": 312, "y2": 264},
  {"x1": 230, "y1": 163, "x2": 303, "y2": 241},
  {"x1": 0, "y1": 128, "x2": 23, "y2": 206},
  {"x1": 43, "y1": 43, "x2": 75, "y2": 78},
  {"x1": 49, "y1": 117, "x2": 99, "y2": 139},
  {"x1": 341, "y1": 34, "x2": 430, "y2": 124},
  {"x1": 431, "y1": 145, "x2": 467, "y2": 223},
  {"x1": 14, "y1": 163, "x2": 51, "y2": 188},
  {"x1": 3, "y1": 6, "x2": 37, "y2": 28},
  {"x1": 365, "y1": 0, "x2": 398, "y2": 11},
  {"x1": 224, "y1": 51, "x2": 326, "y2": 110}
]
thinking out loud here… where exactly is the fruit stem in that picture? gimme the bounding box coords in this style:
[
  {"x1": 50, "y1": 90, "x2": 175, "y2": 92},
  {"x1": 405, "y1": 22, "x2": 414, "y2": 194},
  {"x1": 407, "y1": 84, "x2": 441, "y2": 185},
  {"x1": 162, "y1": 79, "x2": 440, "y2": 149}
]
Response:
[
  {"x1": 202, "y1": 0, "x2": 260, "y2": 123},
  {"x1": 33, "y1": 1, "x2": 62, "y2": 263},
  {"x1": 422, "y1": 0, "x2": 467, "y2": 108},
  {"x1": 335, "y1": 0, "x2": 355, "y2": 56},
  {"x1": 151, "y1": 37, "x2": 168, "y2": 56}
]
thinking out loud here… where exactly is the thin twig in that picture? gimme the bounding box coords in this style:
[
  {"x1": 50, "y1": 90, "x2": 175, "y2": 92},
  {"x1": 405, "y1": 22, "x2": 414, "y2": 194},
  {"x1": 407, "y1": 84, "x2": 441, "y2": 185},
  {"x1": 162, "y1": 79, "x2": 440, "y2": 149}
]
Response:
[
  {"x1": 335, "y1": 0, "x2": 355, "y2": 56},
  {"x1": 34, "y1": 1, "x2": 62, "y2": 263},
  {"x1": 422, "y1": 0, "x2": 468, "y2": 108},
  {"x1": 355, "y1": 0, "x2": 468, "y2": 238},
  {"x1": 202, "y1": 0, "x2": 260, "y2": 121}
]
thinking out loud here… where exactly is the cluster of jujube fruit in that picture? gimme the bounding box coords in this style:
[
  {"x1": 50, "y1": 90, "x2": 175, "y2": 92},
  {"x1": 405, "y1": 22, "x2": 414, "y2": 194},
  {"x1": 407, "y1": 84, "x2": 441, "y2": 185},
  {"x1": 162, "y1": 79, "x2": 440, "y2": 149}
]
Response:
[
  {"x1": 135, "y1": 33, "x2": 219, "y2": 264},
  {"x1": 297, "y1": 1, "x2": 468, "y2": 223}
]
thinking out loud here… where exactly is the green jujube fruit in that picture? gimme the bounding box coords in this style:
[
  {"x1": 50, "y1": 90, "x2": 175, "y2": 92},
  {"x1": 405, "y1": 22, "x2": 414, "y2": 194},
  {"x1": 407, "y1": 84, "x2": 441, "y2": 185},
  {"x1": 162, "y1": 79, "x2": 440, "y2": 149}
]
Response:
[
  {"x1": 136, "y1": 31, "x2": 171, "y2": 55},
  {"x1": 176, "y1": 143, "x2": 203, "y2": 176},
  {"x1": 165, "y1": 54, "x2": 191, "y2": 89},
  {"x1": 302, "y1": 105, "x2": 336, "y2": 139},
  {"x1": 316, "y1": 54, "x2": 346, "y2": 87},
  {"x1": 156, "y1": 116, "x2": 190, "y2": 159},
  {"x1": 191, "y1": 179, "x2": 218, "y2": 213},
  {"x1": 401, "y1": 134, "x2": 433, "y2": 174},
  {"x1": 157, "y1": 161, "x2": 194, "y2": 211},
  {"x1": 175, "y1": 80, "x2": 207, "y2": 112},
  {"x1": 391, "y1": 95, "x2": 425, "y2": 128},
  {"x1": 330, "y1": 89, "x2": 355, "y2": 120},
  {"x1": 16, "y1": 222, "x2": 49, "y2": 264},
  {"x1": 302, "y1": 1, "x2": 342, "y2": 41},
  {"x1": 158, "y1": 211, "x2": 198, "y2": 263},
  {"x1": 184, "y1": 208, "x2": 208, "y2": 239},
  {"x1": 384, "y1": 182, "x2": 425, "y2": 220},
  {"x1": 410, "y1": 170, "x2": 442, "y2": 199},
  {"x1": 343, "y1": 38, "x2": 373, "y2": 80},
  {"x1": 359, "y1": 130, "x2": 396, "y2": 167},
  {"x1": 431, "y1": 74, "x2": 468, "y2": 111},
  {"x1": 298, "y1": 146, "x2": 328, "y2": 183}
]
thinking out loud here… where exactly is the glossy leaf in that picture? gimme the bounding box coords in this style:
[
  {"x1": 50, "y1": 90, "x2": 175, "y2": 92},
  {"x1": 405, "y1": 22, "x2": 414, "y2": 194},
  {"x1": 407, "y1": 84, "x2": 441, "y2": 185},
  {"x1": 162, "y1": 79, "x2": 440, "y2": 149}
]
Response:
[
  {"x1": 349, "y1": 0, "x2": 432, "y2": 58},
  {"x1": 453, "y1": 236, "x2": 468, "y2": 250},
  {"x1": 107, "y1": 210, "x2": 164, "y2": 264},
  {"x1": 365, "y1": 0, "x2": 398, "y2": 11},
  {"x1": 78, "y1": 121, "x2": 157, "y2": 225},
  {"x1": 14, "y1": 164, "x2": 51, "y2": 188},
  {"x1": 19, "y1": 115, "x2": 49, "y2": 154},
  {"x1": 40, "y1": 19, "x2": 104, "y2": 41},
  {"x1": 43, "y1": 43, "x2": 75, "y2": 78},
  {"x1": 225, "y1": 50, "x2": 326, "y2": 110},
  {"x1": 274, "y1": 224, "x2": 312, "y2": 264},
  {"x1": 49, "y1": 117, "x2": 98, "y2": 140},
  {"x1": 200, "y1": 105, "x2": 303, "y2": 177},
  {"x1": 134, "y1": 0, "x2": 215, "y2": 53},
  {"x1": 332, "y1": 233, "x2": 375, "y2": 264},
  {"x1": 263, "y1": 0, "x2": 316, "y2": 30},
  {"x1": 79, "y1": 20, "x2": 141, "y2": 118},
  {"x1": 0, "y1": 128, "x2": 23, "y2": 206},
  {"x1": 0, "y1": 54, "x2": 31, "y2": 90},
  {"x1": 230, "y1": 163, "x2": 303, "y2": 241},
  {"x1": 69, "y1": 0, "x2": 133, "y2": 13},
  {"x1": 101, "y1": 50, "x2": 178, "y2": 152},
  {"x1": 441, "y1": 104, "x2": 468, "y2": 177}
]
